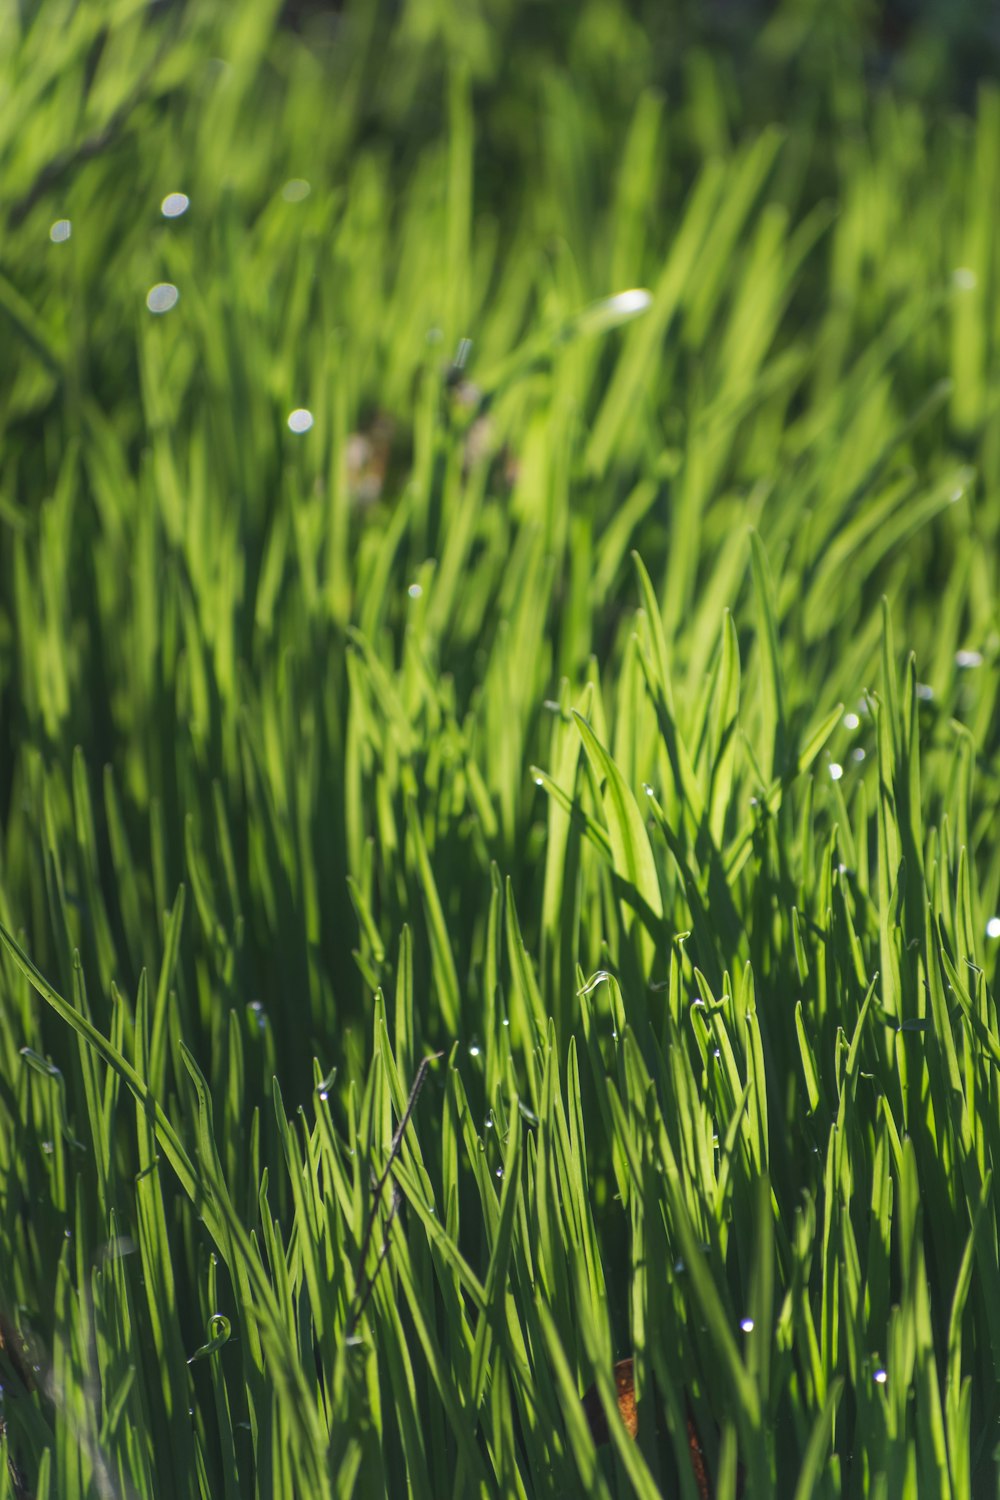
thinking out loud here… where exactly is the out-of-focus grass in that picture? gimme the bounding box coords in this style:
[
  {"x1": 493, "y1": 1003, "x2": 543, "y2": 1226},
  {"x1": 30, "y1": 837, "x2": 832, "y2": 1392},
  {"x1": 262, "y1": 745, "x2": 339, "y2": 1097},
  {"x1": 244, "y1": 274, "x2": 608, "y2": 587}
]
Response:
[{"x1": 0, "y1": 1, "x2": 998, "y2": 1495}]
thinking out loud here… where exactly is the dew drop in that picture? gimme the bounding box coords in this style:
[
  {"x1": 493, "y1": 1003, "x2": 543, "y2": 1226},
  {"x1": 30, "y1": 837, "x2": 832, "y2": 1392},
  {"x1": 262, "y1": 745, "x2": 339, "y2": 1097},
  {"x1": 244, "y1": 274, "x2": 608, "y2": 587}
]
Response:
[
  {"x1": 161, "y1": 192, "x2": 190, "y2": 218},
  {"x1": 146, "y1": 282, "x2": 179, "y2": 314},
  {"x1": 873, "y1": 1368, "x2": 888, "y2": 1385},
  {"x1": 828, "y1": 763, "x2": 844, "y2": 781},
  {"x1": 287, "y1": 408, "x2": 313, "y2": 433},
  {"x1": 610, "y1": 288, "x2": 652, "y2": 317},
  {"x1": 851, "y1": 747, "x2": 866, "y2": 762},
  {"x1": 578, "y1": 970, "x2": 611, "y2": 997},
  {"x1": 407, "y1": 582, "x2": 423, "y2": 599},
  {"x1": 49, "y1": 219, "x2": 72, "y2": 243},
  {"x1": 986, "y1": 917, "x2": 1000, "y2": 940},
  {"x1": 956, "y1": 650, "x2": 983, "y2": 669},
  {"x1": 739, "y1": 1317, "x2": 754, "y2": 1333},
  {"x1": 843, "y1": 711, "x2": 860, "y2": 730},
  {"x1": 915, "y1": 682, "x2": 934, "y2": 701},
  {"x1": 952, "y1": 267, "x2": 977, "y2": 290},
  {"x1": 468, "y1": 1044, "x2": 481, "y2": 1058},
  {"x1": 281, "y1": 178, "x2": 311, "y2": 202}
]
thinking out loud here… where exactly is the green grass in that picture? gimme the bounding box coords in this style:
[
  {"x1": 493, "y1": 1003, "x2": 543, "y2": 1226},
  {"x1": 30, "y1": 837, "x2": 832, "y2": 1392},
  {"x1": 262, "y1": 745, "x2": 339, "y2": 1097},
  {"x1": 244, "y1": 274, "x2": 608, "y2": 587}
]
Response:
[{"x1": 1, "y1": 0, "x2": 999, "y2": 1495}]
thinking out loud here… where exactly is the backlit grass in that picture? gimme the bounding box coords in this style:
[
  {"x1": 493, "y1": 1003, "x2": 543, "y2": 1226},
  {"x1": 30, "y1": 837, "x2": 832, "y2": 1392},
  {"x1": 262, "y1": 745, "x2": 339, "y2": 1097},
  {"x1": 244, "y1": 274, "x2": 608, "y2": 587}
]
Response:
[{"x1": 1, "y1": 2, "x2": 999, "y2": 1495}]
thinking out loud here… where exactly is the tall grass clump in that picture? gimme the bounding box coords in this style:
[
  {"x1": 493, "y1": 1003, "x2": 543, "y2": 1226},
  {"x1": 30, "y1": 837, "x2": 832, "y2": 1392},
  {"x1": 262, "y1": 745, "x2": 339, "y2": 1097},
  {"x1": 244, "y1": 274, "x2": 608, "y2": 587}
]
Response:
[{"x1": 0, "y1": 0, "x2": 999, "y2": 1494}]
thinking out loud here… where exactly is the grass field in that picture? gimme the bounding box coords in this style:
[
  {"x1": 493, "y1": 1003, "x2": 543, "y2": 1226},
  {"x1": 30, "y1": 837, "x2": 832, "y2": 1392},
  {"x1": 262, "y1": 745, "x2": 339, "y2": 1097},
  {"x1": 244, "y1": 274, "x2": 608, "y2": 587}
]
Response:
[{"x1": 1, "y1": 1, "x2": 999, "y2": 1495}]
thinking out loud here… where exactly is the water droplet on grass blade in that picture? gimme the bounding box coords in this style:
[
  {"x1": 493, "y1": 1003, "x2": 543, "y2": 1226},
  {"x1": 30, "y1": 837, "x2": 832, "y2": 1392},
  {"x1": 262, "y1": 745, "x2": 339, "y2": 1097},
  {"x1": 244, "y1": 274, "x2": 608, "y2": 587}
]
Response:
[
  {"x1": 281, "y1": 178, "x2": 311, "y2": 202},
  {"x1": 829, "y1": 763, "x2": 843, "y2": 780},
  {"x1": 161, "y1": 192, "x2": 190, "y2": 218},
  {"x1": 578, "y1": 970, "x2": 612, "y2": 996},
  {"x1": 987, "y1": 917, "x2": 1000, "y2": 940},
  {"x1": 315, "y1": 1068, "x2": 336, "y2": 1100},
  {"x1": 739, "y1": 1318, "x2": 754, "y2": 1333},
  {"x1": 608, "y1": 287, "x2": 652, "y2": 316},
  {"x1": 576, "y1": 288, "x2": 653, "y2": 335},
  {"x1": 146, "y1": 283, "x2": 179, "y2": 313},
  {"x1": 873, "y1": 1368, "x2": 888, "y2": 1385},
  {"x1": 956, "y1": 650, "x2": 983, "y2": 668},
  {"x1": 843, "y1": 711, "x2": 860, "y2": 729},
  {"x1": 49, "y1": 219, "x2": 72, "y2": 243},
  {"x1": 287, "y1": 408, "x2": 313, "y2": 433}
]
